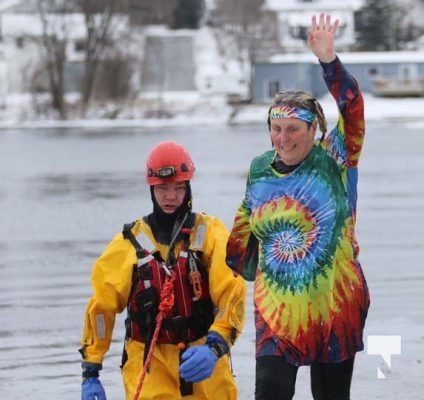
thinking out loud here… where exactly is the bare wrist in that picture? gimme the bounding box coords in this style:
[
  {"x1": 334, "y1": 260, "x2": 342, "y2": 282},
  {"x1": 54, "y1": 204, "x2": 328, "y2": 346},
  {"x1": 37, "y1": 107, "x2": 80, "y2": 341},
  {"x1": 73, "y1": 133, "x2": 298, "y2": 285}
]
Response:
[{"x1": 319, "y1": 54, "x2": 337, "y2": 64}]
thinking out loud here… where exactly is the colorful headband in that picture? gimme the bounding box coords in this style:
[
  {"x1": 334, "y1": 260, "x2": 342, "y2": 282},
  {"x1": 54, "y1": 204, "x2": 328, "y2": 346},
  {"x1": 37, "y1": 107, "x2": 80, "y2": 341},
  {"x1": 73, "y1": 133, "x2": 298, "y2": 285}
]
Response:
[{"x1": 269, "y1": 105, "x2": 316, "y2": 124}]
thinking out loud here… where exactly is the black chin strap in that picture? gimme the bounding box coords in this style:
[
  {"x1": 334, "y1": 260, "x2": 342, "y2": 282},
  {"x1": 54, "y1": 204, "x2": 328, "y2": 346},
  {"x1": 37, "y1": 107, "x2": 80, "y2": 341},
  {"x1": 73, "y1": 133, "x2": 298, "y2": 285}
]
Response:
[{"x1": 166, "y1": 212, "x2": 189, "y2": 265}]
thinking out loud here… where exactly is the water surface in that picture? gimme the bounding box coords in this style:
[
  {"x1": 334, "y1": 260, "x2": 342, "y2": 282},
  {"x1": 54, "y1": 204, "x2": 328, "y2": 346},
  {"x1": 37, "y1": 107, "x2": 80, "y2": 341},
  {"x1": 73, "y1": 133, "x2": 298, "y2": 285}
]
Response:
[{"x1": 1, "y1": 122, "x2": 423, "y2": 399}]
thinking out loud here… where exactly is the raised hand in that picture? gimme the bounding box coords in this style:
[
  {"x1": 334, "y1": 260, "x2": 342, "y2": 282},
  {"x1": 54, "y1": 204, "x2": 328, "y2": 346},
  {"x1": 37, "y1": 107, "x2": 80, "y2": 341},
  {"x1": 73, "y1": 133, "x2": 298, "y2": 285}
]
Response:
[{"x1": 307, "y1": 13, "x2": 339, "y2": 63}]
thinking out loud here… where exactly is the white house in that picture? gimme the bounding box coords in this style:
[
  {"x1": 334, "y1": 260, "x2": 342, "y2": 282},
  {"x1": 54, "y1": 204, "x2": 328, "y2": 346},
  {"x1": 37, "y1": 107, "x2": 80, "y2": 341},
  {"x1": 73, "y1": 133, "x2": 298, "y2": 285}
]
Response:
[
  {"x1": 0, "y1": 13, "x2": 88, "y2": 94},
  {"x1": 266, "y1": 0, "x2": 365, "y2": 52},
  {"x1": 0, "y1": 5, "x2": 130, "y2": 96}
]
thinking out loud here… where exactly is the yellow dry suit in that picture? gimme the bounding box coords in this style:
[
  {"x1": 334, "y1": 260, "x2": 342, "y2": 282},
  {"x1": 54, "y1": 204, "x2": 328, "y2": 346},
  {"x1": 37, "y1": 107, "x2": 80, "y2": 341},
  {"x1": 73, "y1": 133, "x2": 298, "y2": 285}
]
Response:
[{"x1": 80, "y1": 212, "x2": 246, "y2": 400}]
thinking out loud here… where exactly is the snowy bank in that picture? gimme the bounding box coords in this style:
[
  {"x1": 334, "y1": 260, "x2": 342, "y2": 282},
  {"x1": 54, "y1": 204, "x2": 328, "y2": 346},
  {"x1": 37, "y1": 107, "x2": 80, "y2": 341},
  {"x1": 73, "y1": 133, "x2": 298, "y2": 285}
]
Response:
[
  {"x1": 230, "y1": 93, "x2": 424, "y2": 125},
  {"x1": 1, "y1": 92, "x2": 424, "y2": 129}
]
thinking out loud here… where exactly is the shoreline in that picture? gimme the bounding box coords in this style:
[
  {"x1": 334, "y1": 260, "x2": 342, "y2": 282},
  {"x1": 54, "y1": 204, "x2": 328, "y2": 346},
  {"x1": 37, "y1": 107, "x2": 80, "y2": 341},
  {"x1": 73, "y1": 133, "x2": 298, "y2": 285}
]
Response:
[{"x1": 1, "y1": 94, "x2": 424, "y2": 129}]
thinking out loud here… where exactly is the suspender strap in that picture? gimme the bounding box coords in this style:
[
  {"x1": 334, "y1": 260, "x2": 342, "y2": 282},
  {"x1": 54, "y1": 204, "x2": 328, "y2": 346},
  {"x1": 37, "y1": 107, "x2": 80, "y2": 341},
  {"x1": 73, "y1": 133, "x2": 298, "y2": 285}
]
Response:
[
  {"x1": 122, "y1": 223, "x2": 144, "y2": 257},
  {"x1": 123, "y1": 216, "x2": 213, "y2": 347},
  {"x1": 123, "y1": 222, "x2": 155, "y2": 365}
]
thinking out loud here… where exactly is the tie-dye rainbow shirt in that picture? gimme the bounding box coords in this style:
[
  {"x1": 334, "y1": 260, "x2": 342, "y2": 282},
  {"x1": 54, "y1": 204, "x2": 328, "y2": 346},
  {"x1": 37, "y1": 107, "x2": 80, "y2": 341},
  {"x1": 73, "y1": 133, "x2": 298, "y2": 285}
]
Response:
[{"x1": 226, "y1": 58, "x2": 370, "y2": 365}]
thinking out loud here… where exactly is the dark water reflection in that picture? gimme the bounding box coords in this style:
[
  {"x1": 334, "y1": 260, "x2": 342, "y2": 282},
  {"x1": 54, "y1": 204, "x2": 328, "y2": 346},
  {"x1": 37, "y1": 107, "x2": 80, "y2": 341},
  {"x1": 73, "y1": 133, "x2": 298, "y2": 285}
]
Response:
[
  {"x1": 0, "y1": 122, "x2": 423, "y2": 398},
  {"x1": 27, "y1": 171, "x2": 143, "y2": 200}
]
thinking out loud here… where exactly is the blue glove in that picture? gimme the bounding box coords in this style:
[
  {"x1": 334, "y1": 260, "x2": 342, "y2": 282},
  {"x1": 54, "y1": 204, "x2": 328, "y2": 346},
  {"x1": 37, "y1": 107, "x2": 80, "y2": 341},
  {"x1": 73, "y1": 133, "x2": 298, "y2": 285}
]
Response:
[
  {"x1": 81, "y1": 363, "x2": 106, "y2": 400},
  {"x1": 179, "y1": 345, "x2": 217, "y2": 382},
  {"x1": 179, "y1": 332, "x2": 229, "y2": 383},
  {"x1": 82, "y1": 378, "x2": 106, "y2": 400}
]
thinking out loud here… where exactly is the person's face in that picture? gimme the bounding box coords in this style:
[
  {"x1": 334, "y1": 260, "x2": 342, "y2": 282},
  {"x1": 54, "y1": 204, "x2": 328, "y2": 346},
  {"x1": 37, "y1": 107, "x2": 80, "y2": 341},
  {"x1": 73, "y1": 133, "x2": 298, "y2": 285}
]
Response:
[
  {"x1": 270, "y1": 118, "x2": 317, "y2": 165},
  {"x1": 153, "y1": 181, "x2": 187, "y2": 214}
]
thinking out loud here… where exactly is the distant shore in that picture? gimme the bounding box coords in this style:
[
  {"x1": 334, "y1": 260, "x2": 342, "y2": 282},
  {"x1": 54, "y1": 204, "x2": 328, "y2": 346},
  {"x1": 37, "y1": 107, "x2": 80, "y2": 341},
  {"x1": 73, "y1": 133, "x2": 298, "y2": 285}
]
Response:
[{"x1": 1, "y1": 93, "x2": 424, "y2": 129}]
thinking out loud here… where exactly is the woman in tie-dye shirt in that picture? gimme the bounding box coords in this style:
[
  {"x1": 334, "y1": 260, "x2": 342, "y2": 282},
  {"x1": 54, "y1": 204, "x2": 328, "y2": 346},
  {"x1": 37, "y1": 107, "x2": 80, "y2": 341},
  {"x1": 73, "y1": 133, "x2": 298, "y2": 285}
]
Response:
[{"x1": 226, "y1": 14, "x2": 370, "y2": 400}]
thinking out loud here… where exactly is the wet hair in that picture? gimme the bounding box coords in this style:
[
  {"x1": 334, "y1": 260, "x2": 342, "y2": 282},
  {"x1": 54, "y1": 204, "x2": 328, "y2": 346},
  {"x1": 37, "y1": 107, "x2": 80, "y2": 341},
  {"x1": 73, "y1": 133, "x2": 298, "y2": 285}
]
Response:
[{"x1": 267, "y1": 90, "x2": 327, "y2": 143}]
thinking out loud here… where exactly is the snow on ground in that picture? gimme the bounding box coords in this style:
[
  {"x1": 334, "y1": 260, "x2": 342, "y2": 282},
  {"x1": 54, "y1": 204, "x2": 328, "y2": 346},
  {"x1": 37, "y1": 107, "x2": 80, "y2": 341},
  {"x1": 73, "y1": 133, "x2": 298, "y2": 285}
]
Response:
[
  {"x1": 1, "y1": 23, "x2": 424, "y2": 128},
  {"x1": 2, "y1": 91, "x2": 424, "y2": 129},
  {"x1": 223, "y1": 92, "x2": 424, "y2": 126}
]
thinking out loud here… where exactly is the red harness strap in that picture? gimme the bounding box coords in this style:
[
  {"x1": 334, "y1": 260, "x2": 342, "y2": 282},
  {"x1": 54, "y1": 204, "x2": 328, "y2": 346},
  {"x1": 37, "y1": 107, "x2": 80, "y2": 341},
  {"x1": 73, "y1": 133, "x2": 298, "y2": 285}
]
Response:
[
  {"x1": 126, "y1": 235, "x2": 213, "y2": 345},
  {"x1": 133, "y1": 271, "x2": 176, "y2": 400}
]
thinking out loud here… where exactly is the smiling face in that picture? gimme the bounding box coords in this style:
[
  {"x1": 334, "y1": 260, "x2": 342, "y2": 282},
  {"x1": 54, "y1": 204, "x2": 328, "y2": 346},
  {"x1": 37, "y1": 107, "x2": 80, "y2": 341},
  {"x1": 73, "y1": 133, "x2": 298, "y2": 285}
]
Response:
[
  {"x1": 270, "y1": 117, "x2": 317, "y2": 165},
  {"x1": 153, "y1": 181, "x2": 187, "y2": 214}
]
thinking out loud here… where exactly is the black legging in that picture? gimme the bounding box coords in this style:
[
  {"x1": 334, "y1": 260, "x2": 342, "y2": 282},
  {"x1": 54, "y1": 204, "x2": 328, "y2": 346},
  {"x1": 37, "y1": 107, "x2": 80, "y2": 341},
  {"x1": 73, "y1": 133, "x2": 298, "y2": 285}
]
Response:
[{"x1": 255, "y1": 355, "x2": 355, "y2": 400}]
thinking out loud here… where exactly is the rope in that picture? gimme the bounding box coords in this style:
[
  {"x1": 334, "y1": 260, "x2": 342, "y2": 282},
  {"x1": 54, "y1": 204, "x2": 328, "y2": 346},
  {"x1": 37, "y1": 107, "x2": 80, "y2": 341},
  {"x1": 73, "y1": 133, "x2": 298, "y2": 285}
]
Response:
[{"x1": 133, "y1": 271, "x2": 176, "y2": 400}]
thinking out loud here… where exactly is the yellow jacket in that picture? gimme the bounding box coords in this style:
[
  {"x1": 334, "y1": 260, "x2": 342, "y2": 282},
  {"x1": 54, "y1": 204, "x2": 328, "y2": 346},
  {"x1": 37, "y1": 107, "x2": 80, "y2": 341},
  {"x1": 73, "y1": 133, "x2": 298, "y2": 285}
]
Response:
[{"x1": 80, "y1": 212, "x2": 246, "y2": 366}]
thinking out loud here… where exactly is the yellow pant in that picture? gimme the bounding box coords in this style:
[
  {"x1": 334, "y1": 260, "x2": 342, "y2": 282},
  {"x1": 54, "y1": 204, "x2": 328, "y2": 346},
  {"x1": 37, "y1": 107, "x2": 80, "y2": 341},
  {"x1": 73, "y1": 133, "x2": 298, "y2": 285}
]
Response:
[{"x1": 122, "y1": 339, "x2": 238, "y2": 400}]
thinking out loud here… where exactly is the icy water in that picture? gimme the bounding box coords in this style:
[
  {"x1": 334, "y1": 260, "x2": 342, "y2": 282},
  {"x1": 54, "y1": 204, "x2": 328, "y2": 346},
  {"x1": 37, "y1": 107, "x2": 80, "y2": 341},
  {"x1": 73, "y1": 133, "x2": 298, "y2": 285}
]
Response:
[{"x1": 1, "y1": 121, "x2": 423, "y2": 399}]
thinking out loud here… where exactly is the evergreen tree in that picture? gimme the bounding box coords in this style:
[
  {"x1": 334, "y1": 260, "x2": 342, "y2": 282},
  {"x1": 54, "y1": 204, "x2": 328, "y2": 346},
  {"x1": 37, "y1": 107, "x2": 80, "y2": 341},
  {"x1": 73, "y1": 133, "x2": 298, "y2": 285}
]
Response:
[
  {"x1": 172, "y1": 0, "x2": 205, "y2": 29},
  {"x1": 355, "y1": 0, "x2": 397, "y2": 50}
]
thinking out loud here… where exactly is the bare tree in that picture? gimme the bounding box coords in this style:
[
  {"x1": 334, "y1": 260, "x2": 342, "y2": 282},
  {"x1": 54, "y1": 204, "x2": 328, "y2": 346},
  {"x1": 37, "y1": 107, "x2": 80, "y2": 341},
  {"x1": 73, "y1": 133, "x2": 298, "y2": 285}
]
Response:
[
  {"x1": 129, "y1": 0, "x2": 177, "y2": 25},
  {"x1": 34, "y1": 0, "x2": 69, "y2": 118},
  {"x1": 77, "y1": 0, "x2": 128, "y2": 114},
  {"x1": 214, "y1": 0, "x2": 279, "y2": 100},
  {"x1": 93, "y1": 50, "x2": 134, "y2": 100}
]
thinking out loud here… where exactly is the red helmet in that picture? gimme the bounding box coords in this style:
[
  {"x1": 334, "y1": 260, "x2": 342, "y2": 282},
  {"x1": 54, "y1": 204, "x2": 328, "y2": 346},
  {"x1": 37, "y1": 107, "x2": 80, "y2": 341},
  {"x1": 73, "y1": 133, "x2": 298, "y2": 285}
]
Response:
[{"x1": 146, "y1": 141, "x2": 195, "y2": 185}]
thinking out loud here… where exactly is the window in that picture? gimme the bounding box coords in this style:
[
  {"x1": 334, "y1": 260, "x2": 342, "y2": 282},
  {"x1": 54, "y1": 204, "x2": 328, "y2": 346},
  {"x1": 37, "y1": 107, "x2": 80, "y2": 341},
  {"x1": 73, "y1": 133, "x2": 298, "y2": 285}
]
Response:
[
  {"x1": 75, "y1": 40, "x2": 86, "y2": 52},
  {"x1": 367, "y1": 66, "x2": 379, "y2": 77},
  {"x1": 16, "y1": 37, "x2": 24, "y2": 48},
  {"x1": 267, "y1": 79, "x2": 281, "y2": 99},
  {"x1": 399, "y1": 64, "x2": 418, "y2": 80}
]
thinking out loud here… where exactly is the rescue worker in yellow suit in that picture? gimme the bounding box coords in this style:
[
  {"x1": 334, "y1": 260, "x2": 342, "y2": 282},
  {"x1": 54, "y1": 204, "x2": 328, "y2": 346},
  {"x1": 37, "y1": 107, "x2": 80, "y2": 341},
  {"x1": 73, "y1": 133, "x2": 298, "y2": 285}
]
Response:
[{"x1": 79, "y1": 141, "x2": 246, "y2": 400}]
